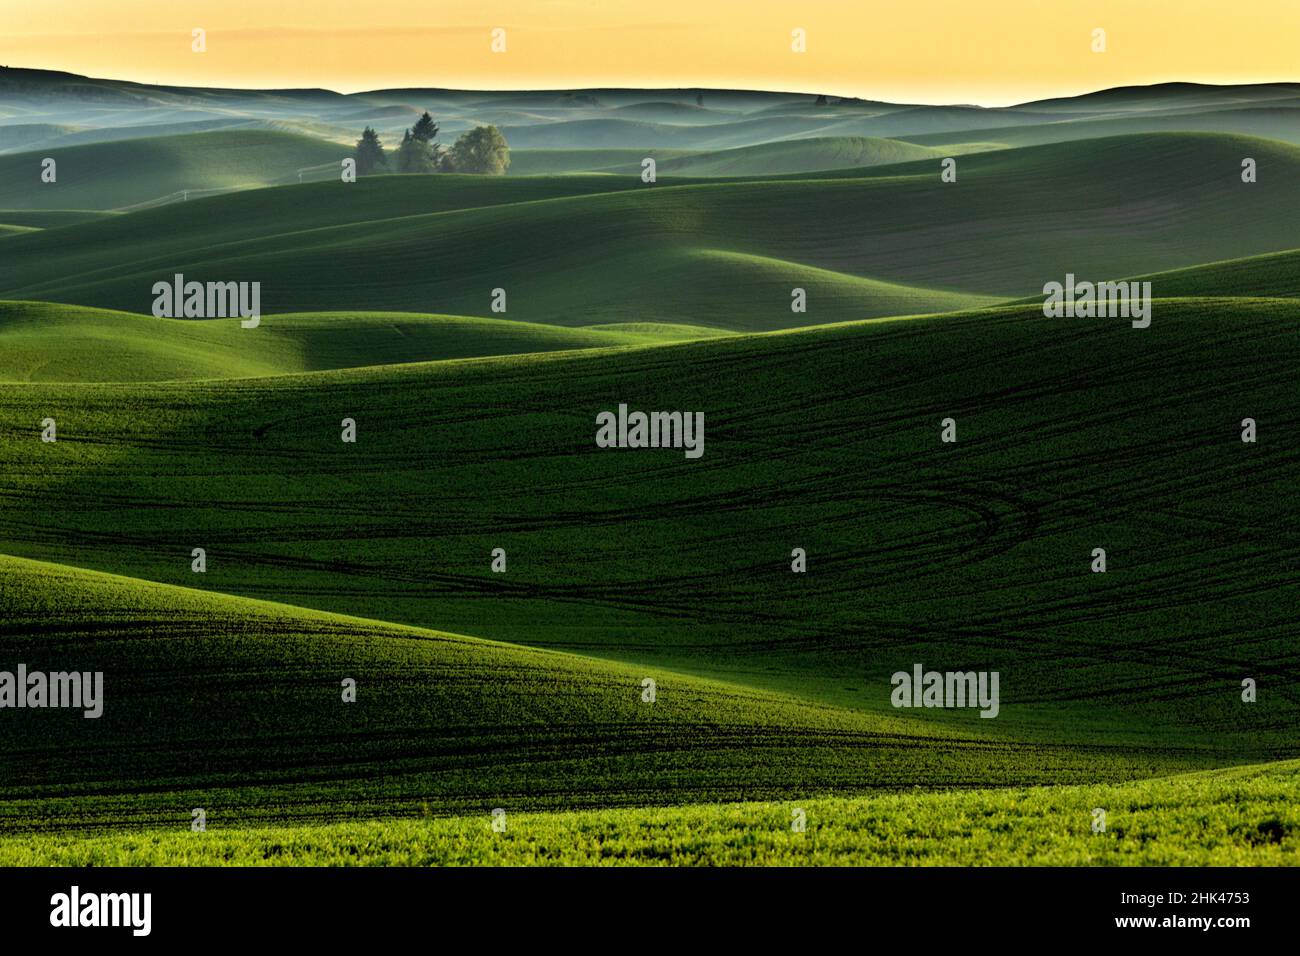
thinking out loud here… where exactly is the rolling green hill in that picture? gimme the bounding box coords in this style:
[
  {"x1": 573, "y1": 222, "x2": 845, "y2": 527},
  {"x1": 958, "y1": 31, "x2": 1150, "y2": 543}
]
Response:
[
  {"x1": 497, "y1": 107, "x2": 1092, "y2": 151},
  {"x1": 583, "y1": 248, "x2": 999, "y2": 328},
  {"x1": 507, "y1": 148, "x2": 697, "y2": 176},
  {"x1": 607, "y1": 101, "x2": 741, "y2": 124},
  {"x1": 0, "y1": 301, "x2": 730, "y2": 382},
  {"x1": 2, "y1": 297, "x2": 1296, "y2": 762},
  {"x1": 0, "y1": 209, "x2": 116, "y2": 228},
  {"x1": 1018, "y1": 81, "x2": 1300, "y2": 114},
  {"x1": 0, "y1": 117, "x2": 358, "y2": 154},
  {"x1": 0, "y1": 552, "x2": 1146, "y2": 834},
  {"x1": 1, "y1": 133, "x2": 1295, "y2": 326},
  {"x1": 7, "y1": 70, "x2": 1298, "y2": 173},
  {"x1": 1130, "y1": 248, "x2": 1300, "y2": 299},
  {"x1": 2, "y1": 70, "x2": 1298, "y2": 865},
  {"x1": 0, "y1": 129, "x2": 352, "y2": 210},
  {"x1": 0, "y1": 122, "x2": 79, "y2": 153},
  {"x1": 508, "y1": 138, "x2": 958, "y2": 178},
  {"x1": 5, "y1": 132, "x2": 1294, "y2": 329},
  {"x1": 1007, "y1": 247, "x2": 1300, "y2": 308},
  {"x1": 0, "y1": 172, "x2": 658, "y2": 304},
  {"x1": 899, "y1": 106, "x2": 1300, "y2": 150},
  {"x1": 654, "y1": 136, "x2": 950, "y2": 176}
]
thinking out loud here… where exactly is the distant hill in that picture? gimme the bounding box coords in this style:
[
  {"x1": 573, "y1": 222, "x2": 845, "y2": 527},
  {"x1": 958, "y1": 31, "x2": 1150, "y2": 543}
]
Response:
[
  {"x1": 2, "y1": 133, "x2": 1296, "y2": 324},
  {"x1": 0, "y1": 117, "x2": 355, "y2": 155},
  {"x1": 4, "y1": 69, "x2": 1300, "y2": 159},
  {"x1": 507, "y1": 138, "x2": 959, "y2": 177},
  {"x1": 900, "y1": 105, "x2": 1300, "y2": 149},
  {"x1": 506, "y1": 148, "x2": 697, "y2": 175},
  {"x1": 654, "y1": 136, "x2": 949, "y2": 176},
  {"x1": 1015, "y1": 81, "x2": 1300, "y2": 113},
  {"x1": 0, "y1": 129, "x2": 351, "y2": 209}
]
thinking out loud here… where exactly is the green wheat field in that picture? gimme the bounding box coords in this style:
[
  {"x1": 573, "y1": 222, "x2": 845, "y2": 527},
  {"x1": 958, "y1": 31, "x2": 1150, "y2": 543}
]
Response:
[{"x1": 1, "y1": 71, "x2": 1297, "y2": 865}]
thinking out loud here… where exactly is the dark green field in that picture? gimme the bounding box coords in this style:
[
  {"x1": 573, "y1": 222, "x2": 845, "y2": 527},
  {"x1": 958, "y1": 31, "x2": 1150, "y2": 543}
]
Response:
[{"x1": 1, "y1": 71, "x2": 1297, "y2": 865}]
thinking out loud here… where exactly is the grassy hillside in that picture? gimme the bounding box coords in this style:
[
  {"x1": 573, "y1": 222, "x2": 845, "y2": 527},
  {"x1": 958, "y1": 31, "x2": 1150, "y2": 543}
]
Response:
[
  {"x1": 0, "y1": 129, "x2": 351, "y2": 210},
  {"x1": 2, "y1": 297, "x2": 1297, "y2": 762},
  {"x1": 1130, "y1": 248, "x2": 1300, "y2": 299},
  {"x1": 4, "y1": 759, "x2": 1294, "y2": 865},
  {"x1": 0, "y1": 172, "x2": 657, "y2": 306},
  {"x1": 0, "y1": 301, "x2": 730, "y2": 382},
  {"x1": 1, "y1": 134, "x2": 1294, "y2": 325},
  {"x1": 0, "y1": 209, "x2": 116, "y2": 228},
  {"x1": 585, "y1": 248, "x2": 999, "y2": 328},
  {"x1": 1006, "y1": 248, "x2": 1300, "y2": 310},
  {"x1": 0, "y1": 553, "x2": 1153, "y2": 835}
]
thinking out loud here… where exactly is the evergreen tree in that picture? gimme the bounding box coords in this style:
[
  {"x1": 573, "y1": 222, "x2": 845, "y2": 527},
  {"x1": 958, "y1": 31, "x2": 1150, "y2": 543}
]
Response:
[
  {"x1": 411, "y1": 111, "x2": 440, "y2": 146},
  {"x1": 353, "y1": 126, "x2": 387, "y2": 175},
  {"x1": 396, "y1": 128, "x2": 436, "y2": 173}
]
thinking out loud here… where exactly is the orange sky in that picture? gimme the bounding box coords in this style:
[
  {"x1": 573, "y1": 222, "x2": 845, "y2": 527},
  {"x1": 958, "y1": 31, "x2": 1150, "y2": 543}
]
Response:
[{"x1": 2, "y1": 0, "x2": 1297, "y2": 105}]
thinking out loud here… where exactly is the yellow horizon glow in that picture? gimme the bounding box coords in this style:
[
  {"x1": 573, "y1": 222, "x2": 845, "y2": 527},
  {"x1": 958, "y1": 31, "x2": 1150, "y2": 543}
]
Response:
[{"x1": 2, "y1": 1, "x2": 1297, "y2": 107}]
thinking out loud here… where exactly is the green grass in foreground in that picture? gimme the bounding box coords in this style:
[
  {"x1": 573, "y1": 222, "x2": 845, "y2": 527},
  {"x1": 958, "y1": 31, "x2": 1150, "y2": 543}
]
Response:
[
  {"x1": 2, "y1": 553, "x2": 1190, "y2": 835},
  {"x1": 2, "y1": 760, "x2": 1294, "y2": 866}
]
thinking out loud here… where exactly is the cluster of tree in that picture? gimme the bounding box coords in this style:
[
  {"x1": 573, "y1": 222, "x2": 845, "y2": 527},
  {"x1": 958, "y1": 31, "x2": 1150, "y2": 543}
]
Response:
[{"x1": 353, "y1": 113, "x2": 511, "y2": 176}]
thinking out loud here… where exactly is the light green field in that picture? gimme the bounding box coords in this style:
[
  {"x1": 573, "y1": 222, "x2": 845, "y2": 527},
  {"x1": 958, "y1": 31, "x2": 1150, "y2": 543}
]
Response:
[
  {"x1": 2, "y1": 760, "x2": 1294, "y2": 866},
  {"x1": 0, "y1": 302, "x2": 730, "y2": 382}
]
